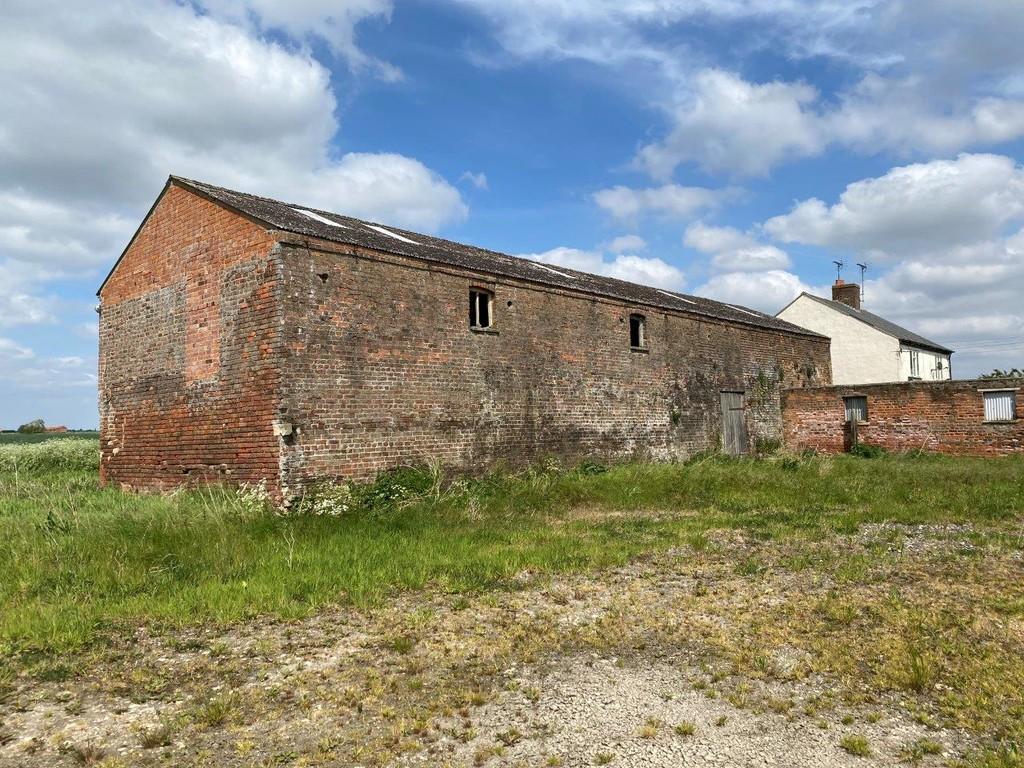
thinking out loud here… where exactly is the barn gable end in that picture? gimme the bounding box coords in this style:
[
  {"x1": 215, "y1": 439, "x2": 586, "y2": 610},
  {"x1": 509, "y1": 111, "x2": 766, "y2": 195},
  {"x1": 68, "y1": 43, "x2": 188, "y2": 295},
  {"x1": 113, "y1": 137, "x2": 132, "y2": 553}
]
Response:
[{"x1": 98, "y1": 182, "x2": 285, "y2": 493}]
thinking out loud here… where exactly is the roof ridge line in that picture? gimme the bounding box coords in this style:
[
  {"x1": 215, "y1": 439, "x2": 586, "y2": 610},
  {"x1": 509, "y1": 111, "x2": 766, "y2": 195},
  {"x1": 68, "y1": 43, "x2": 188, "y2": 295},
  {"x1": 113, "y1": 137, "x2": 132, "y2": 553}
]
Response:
[{"x1": 164, "y1": 175, "x2": 830, "y2": 341}]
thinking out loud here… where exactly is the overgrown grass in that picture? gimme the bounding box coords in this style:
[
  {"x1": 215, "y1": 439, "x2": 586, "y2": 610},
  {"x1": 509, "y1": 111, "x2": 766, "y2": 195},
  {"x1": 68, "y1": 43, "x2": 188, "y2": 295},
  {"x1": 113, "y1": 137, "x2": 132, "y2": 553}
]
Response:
[
  {"x1": 1, "y1": 446, "x2": 1023, "y2": 661},
  {"x1": 0, "y1": 437, "x2": 99, "y2": 473}
]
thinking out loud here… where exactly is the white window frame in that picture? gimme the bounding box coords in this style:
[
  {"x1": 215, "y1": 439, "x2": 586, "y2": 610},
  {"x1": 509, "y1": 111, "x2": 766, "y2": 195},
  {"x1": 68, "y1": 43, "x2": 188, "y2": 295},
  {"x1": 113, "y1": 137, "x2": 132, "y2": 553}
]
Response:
[
  {"x1": 981, "y1": 388, "x2": 1018, "y2": 423},
  {"x1": 909, "y1": 350, "x2": 920, "y2": 379}
]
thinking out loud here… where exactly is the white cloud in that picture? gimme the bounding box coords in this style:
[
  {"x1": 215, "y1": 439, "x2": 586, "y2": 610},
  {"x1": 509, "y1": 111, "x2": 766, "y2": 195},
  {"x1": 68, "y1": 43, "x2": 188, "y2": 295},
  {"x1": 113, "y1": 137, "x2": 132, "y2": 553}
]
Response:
[
  {"x1": 710, "y1": 246, "x2": 791, "y2": 273},
  {"x1": 450, "y1": 1, "x2": 881, "y2": 71},
  {"x1": 638, "y1": 70, "x2": 1024, "y2": 179},
  {"x1": 683, "y1": 222, "x2": 750, "y2": 254},
  {"x1": 0, "y1": 337, "x2": 94, "y2": 392},
  {"x1": 0, "y1": 261, "x2": 58, "y2": 327},
  {"x1": 592, "y1": 184, "x2": 725, "y2": 221},
  {"x1": 197, "y1": 0, "x2": 401, "y2": 80},
  {"x1": 459, "y1": 171, "x2": 489, "y2": 190},
  {"x1": 519, "y1": 246, "x2": 686, "y2": 291},
  {"x1": 0, "y1": 361, "x2": 97, "y2": 392},
  {"x1": 637, "y1": 70, "x2": 824, "y2": 178},
  {"x1": 287, "y1": 153, "x2": 468, "y2": 231},
  {"x1": 684, "y1": 222, "x2": 791, "y2": 272},
  {"x1": 0, "y1": 338, "x2": 34, "y2": 361},
  {"x1": 454, "y1": 3, "x2": 1024, "y2": 176},
  {"x1": 0, "y1": 191, "x2": 133, "y2": 270},
  {"x1": 606, "y1": 234, "x2": 647, "y2": 253},
  {"x1": 696, "y1": 270, "x2": 816, "y2": 314},
  {"x1": 764, "y1": 154, "x2": 1024, "y2": 256},
  {"x1": 826, "y1": 75, "x2": 1024, "y2": 157},
  {"x1": 0, "y1": 0, "x2": 466, "y2": 277}
]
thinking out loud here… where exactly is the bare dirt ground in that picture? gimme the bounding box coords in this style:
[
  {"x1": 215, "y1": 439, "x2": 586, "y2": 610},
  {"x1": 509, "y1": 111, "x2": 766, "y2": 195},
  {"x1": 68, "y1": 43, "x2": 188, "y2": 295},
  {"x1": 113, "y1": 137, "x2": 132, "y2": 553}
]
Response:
[{"x1": 3, "y1": 522, "x2": 1019, "y2": 768}]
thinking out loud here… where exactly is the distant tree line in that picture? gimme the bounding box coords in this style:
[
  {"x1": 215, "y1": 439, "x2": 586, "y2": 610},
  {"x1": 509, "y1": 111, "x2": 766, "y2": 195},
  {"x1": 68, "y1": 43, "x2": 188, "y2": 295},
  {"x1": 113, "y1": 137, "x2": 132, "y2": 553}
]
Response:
[
  {"x1": 980, "y1": 368, "x2": 1024, "y2": 379},
  {"x1": 17, "y1": 419, "x2": 46, "y2": 433}
]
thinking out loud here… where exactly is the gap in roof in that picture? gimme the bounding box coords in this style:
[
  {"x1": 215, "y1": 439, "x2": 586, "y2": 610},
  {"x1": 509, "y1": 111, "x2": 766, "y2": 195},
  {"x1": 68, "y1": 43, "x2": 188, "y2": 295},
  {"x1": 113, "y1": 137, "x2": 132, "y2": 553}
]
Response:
[{"x1": 291, "y1": 207, "x2": 347, "y2": 228}]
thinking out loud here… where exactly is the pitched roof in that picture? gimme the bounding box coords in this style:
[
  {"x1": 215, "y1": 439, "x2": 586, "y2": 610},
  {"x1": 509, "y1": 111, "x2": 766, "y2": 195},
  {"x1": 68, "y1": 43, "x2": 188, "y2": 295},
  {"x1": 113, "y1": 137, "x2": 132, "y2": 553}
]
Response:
[
  {"x1": 784, "y1": 292, "x2": 954, "y2": 355},
  {"x1": 107, "y1": 175, "x2": 825, "y2": 340}
]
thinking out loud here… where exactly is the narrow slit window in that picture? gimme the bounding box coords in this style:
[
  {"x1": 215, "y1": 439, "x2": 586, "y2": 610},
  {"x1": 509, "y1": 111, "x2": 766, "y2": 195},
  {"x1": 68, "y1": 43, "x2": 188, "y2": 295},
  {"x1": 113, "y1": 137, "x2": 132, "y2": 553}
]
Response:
[
  {"x1": 469, "y1": 289, "x2": 492, "y2": 329},
  {"x1": 844, "y1": 396, "x2": 868, "y2": 424},
  {"x1": 629, "y1": 314, "x2": 646, "y2": 349}
]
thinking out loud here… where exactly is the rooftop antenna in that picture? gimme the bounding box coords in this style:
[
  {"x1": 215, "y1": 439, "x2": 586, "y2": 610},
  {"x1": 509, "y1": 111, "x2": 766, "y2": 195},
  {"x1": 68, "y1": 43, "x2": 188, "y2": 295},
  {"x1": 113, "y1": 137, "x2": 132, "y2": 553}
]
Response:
[
  {"x1": 833, "y1": 260, "x2": 844, "y2": 281},
  {"x1": 857, "y1": 262, "x2": 868, "y2": 304}
]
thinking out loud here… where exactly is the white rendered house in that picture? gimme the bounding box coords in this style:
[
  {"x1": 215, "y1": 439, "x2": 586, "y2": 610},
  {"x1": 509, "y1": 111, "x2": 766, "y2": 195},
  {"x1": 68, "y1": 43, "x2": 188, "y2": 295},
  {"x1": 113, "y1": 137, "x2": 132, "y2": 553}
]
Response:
[{"x1": 777, "y1": 281, "x2": 953, "y2": 386}]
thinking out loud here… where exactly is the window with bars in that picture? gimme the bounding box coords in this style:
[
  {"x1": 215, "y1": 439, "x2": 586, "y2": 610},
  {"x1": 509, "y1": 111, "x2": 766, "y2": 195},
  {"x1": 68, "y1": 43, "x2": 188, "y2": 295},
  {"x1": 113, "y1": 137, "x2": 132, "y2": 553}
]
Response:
[
  {"x1": 844, "y1": 396, "x2": 868, "y2": 424},
  {"x1": 983, "y1": 390, "x2": 1016, "y2": 422},
  {"x1": 469, "y1": 289, "x2": 492, "y2": 329}
]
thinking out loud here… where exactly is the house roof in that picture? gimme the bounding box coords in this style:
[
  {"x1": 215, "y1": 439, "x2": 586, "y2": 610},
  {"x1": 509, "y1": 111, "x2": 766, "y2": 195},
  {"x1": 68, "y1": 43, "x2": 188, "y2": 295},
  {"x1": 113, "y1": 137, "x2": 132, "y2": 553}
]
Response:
[
  {"x1": 782, "y1": 292, "x2": 954, "y2": 355},
  {"x1": 102, "y1": 175, "x2": 826, "y2": 340}
]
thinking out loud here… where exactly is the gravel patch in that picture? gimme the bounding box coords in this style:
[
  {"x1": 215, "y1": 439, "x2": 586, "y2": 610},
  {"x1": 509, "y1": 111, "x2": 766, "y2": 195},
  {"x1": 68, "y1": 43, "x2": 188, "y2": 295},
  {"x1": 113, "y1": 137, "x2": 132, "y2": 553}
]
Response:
[{"x1": 443, "y1": 659, "x2": 951, "y2": 767}]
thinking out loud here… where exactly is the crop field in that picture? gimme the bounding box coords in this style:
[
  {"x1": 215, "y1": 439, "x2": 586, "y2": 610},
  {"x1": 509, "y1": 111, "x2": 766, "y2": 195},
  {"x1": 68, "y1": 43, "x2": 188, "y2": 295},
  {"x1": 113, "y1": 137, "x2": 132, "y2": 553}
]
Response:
[
  {"x1": 1, "y1": 440, "x2": 1022, "y2": 767},
  {"x1": 0, "y1": 431, "x2": 99, "y2": 445}
]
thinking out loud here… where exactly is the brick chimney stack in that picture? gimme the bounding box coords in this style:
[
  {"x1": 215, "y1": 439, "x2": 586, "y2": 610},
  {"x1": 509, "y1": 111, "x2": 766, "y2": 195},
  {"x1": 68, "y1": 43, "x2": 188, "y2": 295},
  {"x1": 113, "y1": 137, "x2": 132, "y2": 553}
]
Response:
[{"x1": 832, "y1": 279, "x2": 861, "y2": 310}]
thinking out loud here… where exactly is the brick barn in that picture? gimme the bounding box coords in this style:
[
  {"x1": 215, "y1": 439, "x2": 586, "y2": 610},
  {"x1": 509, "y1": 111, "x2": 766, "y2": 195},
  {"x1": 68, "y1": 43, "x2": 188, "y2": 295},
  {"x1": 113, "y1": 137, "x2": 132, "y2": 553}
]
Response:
[{"x1": 97, "y1": 176, "x2": 832, "y2": 500}]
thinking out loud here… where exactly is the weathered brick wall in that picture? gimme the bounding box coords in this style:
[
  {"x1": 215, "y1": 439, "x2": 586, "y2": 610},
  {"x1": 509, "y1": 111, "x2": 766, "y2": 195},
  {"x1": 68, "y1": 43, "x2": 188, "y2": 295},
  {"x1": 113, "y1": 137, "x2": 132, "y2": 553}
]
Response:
[
  {"x1": 98, "y1": 184, "x2": 284, "y2": 493},
  {"x1": 275, "y1": 238, "x2": 832, "y2": 493},
  {"x1": 783, "y1": 379, "x2": 1024, "y2": 455}
]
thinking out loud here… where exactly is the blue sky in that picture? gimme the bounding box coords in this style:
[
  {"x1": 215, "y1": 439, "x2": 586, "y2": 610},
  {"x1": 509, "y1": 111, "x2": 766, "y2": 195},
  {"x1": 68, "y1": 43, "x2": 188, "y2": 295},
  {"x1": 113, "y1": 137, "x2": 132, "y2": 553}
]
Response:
[{"x1": 2, "y1": 0, "x2": 1024, "y2": 428}]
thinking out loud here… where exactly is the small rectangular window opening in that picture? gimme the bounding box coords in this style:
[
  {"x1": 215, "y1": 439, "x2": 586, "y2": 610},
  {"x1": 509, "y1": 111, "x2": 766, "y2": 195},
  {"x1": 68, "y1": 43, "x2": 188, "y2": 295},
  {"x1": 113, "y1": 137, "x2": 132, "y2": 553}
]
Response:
[
  {"x1": 629, "y1": 314, "x2": 646, "y2": 349},
  {"x1": 983, "y1": 390, "x2": 1016, "y2": 423},
  {"x1": 469, "y1": 289, "x2": 492, "y2": 329},
  {"x1": 844, "y1": 396, "x2": 868, "y2": 424}
]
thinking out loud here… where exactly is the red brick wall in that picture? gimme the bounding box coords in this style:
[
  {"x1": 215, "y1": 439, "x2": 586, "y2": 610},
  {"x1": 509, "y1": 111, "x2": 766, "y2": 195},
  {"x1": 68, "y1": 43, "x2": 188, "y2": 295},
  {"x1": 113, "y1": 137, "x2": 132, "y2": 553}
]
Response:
[
  {"x1": 783, "y1": 380, "x2": 1024, "y2": 456},
  {"x1": 98, "y1": 183, "x2": 284, "y2": 493},
  {"x1": 99, "y1": 187, "x2": 833, "y2": 499},
  {"x1": 274, "y1": 238, "x2": 832, "y2": 492}
]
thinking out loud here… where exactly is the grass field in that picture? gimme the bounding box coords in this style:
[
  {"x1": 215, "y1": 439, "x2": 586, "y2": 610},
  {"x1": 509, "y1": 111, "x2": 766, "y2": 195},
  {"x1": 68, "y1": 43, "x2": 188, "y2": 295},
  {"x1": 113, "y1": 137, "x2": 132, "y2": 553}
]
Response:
[
  {"x1": 1, "y1": 441, "x2": 1023, "y2": 766},
  {"x1": 2, "y1": 441, "x2": 1021, "y2": 657}
]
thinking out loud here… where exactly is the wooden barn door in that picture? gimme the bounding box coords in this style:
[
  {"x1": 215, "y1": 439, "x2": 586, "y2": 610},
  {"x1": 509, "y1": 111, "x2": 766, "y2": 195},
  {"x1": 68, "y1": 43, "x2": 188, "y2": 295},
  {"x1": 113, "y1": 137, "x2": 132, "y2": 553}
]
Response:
[{"x1": 720, "y1": 391, "x2": 748, "y2": 456}]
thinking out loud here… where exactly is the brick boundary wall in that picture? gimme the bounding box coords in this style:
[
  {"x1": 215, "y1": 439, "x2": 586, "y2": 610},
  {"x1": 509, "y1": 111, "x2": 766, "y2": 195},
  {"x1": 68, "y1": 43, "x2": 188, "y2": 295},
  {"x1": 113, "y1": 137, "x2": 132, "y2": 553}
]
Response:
[{"x1": 782, "y1": 379, "x2": 1024, "y2": 456}]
